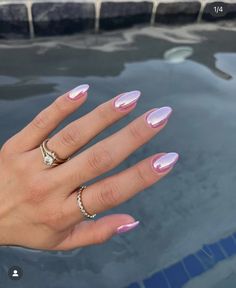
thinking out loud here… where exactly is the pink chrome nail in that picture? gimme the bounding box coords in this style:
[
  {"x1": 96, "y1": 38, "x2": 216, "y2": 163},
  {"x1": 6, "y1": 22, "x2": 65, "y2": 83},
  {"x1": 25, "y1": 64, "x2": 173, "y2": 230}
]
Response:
[
  {"x1": 153, "y1": 153, "x2": 179, "y2": 173},
  {"x1": 116, "y1": 221, "x2": 140, "y2": 234},
  {"x1": 68, "y1": 84, "x2": 89, "y2": 100},
  {"x1": 146, "y1": 106, "x2": 172, "y2": 128},
  {"x1": 114, "y1": 91, "x2": 141, "y2": 111}
]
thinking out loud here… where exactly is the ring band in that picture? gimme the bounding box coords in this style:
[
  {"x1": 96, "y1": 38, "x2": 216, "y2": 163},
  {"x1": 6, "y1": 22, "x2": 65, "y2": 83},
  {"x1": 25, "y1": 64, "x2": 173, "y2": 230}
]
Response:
[
  {"x1": 40, "y1": 139, "x2": 69, "y2": 167},
  {"x1": 77, "y1": 186, "x2": 96, "y2": 219}
]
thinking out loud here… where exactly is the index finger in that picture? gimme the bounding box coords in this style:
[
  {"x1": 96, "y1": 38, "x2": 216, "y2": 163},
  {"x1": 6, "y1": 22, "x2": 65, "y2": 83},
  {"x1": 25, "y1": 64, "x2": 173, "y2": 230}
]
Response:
[{"x1": 4, "y1": 84, "x2": 89, "y2": 153}]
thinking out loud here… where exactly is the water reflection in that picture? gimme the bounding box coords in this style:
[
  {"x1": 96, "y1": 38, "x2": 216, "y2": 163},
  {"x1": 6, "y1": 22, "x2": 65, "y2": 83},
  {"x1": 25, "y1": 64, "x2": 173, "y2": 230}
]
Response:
[
  {"x1": 0, "y1": 24, "x2": 236, "y2": 288},
  {"x1": 0, "y1": 23, "x2": 235, "y2": 84},
  {"x1": 164, "y1": 46, "x2": 193, "y2": 63}
]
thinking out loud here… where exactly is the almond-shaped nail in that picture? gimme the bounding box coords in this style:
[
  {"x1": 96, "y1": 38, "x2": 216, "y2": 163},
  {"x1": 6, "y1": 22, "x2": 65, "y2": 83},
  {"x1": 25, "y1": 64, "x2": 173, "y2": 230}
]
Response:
[
  {"x1": 116, "y1": 221, "x2": 140, "y2": 234},
  {"x1": 68, "y1": 84, "x2": 89, "y2": 100},
  {"x1": 146, "y1": 106, "x2": 172, "y2": 128},
  {"x1": 114, "y1": 90, "x2": 141, "y2": 111},
  {"x1": 153, "y1": 153, "x2": 179, "y2": 173}
]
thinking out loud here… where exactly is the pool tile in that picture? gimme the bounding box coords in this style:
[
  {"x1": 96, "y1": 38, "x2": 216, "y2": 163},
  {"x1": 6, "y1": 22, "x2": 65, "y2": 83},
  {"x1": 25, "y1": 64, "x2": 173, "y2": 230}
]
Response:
[
  {"x1": 219, "y1": 236, "x2": 236, "y2": 257},
  {"x1": 233, "y1": 232, "x2": 236, "y2": 241},
  {"x1": 183, "y1": 254, "x2": 205, "y2": 278},
  {"x1": 0, "y1": 4, "x2": 29, "y2": 39},
  {"x1": 155, "y1": 2, "x2": 201, "y2": 25},
  {"x1": 163, "y1": 262, "x2": 189, "y2": 288},
  {"x1": 100, "y1": 1, "x2": 153, "y2": 30},
  {"x1": 206, "y1": 243, "x2": 226, "y2": 262},
  {"x1": 32, "y1": 2, "x2": 95, "y2": 36},
  {"x1": 143, "y1": 271, "x2": 169, "y2": 288},
  {"x1": 195, "y1": 247, "x2": 216, "y2": 269},
  {"x1": 126, "y1": 282, "x2": 140, "y2": 288}
]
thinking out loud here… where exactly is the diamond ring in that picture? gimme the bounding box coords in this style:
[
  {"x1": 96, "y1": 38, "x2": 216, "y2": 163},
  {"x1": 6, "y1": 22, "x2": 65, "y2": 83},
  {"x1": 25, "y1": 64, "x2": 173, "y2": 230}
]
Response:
[{"x1": 40, "y1": 139, "x2": 69, "y2": 167}]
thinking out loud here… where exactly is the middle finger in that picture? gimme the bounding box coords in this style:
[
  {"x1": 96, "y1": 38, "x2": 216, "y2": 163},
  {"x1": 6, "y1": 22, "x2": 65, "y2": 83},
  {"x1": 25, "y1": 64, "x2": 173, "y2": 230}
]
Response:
[{"x1": 50, "y1": 106, "x2": 173, "y2": 193}]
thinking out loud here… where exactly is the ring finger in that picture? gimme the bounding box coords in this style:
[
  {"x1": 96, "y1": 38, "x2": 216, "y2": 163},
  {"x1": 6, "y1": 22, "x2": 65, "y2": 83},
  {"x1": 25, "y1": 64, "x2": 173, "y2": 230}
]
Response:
[
  {"x1": 63, "y1": 152, "x2": 179, "y2": 225},
  {"x1": 44, "y1": 90, "x2": 141, "y2": 160}
]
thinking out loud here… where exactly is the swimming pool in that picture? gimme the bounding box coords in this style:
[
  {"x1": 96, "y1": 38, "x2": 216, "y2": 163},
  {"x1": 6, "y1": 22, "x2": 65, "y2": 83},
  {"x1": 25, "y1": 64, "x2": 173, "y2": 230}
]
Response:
[{"x1": 0, "y1": 22, "x2": 236, "y2": 288}]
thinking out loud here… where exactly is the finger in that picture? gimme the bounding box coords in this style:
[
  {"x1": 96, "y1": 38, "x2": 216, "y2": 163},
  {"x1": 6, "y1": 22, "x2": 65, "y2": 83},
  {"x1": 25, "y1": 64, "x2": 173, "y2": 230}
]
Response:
[
  {"x1": 6, "y1": 84, "x2": 89, "y2": 153},
  {"x1": 54, "y1": 214, "x2": 138, "y2": 250},
  {"x1": 51, "y1": 107, "x2": 173, "y2": 192},
  {"x1": 45, "y1": 90, "x2": 141, "y2": 159},
  {"x1": 63, "y1": 153, "x2": 179, "y2": 225}
]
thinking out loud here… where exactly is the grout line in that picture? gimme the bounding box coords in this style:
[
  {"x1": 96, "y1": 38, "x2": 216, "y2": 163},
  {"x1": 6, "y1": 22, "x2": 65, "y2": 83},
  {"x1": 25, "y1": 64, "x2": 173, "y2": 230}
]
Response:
[
  {"x1": 95, "y1": 0, "x2": 101, "y2": 33},
  {"x1": 197, "y1": 1, "x2": 205, "y2": 22},
  {"x1": 26, "y1": 0, "x2": 35, "y2": 38},
  {"x1": 150, "y1": 0, "x2": 158, "y2": 25}
]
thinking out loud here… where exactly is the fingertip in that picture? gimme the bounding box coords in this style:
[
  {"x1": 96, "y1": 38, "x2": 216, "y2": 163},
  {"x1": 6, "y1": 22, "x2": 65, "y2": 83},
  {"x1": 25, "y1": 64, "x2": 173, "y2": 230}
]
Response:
[
  {"x1": 113, "y1": 90, "x2": 141, "y2": 113},
  {"x1": 67, "y1": 84, "x2": 90, "y2": 101},
  {"x1": 152, "y1": 152, "x2": 179, "y2": 174},
  {"x1": 116, "y1": 220, "x2": 140, "y2": 235},
  {"x1": 146, "y1": 106, "x2": 173, "y2": 128}
]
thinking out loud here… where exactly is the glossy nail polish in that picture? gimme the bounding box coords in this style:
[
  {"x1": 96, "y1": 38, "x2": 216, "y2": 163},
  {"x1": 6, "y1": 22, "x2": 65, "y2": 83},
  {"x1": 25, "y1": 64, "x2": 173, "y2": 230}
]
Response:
[
  {"x1": 153, "y1": 153, "x2": 179, "y2": 173},
  {"x1": 114, "y1": 91, "x2": 141, "y2": 111},
  {"x1": 116, "y1": 221, "x2": 140, "y2": 234},
  {"x1": 146, "y1": 106, "x2": 172, "y2": 128},
  {"x1": 68, "y1": 84, "x2": 89, "y2": 100}
]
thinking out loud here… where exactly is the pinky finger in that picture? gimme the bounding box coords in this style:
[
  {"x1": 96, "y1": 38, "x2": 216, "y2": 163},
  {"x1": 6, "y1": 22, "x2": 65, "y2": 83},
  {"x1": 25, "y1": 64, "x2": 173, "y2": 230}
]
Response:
[{"x1": 55, "y1": 214, "x2": 139, "y2": 250}]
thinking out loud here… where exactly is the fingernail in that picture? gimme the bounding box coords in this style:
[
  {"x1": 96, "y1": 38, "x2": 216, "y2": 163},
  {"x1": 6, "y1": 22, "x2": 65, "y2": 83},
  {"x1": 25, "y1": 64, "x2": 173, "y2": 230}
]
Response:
[
  {"x1": 68, "y1": 84, "x2": 89, "y2": 100},
  {"x1": 116, "y1": 221, "x2": 140, "y2": 234},
  {"x1": 146, "y1": 106, "x2": 172, "y2": 128},
  {"x1": 153, "y1": 152, "x2": 179, "y2": 173},
  {"x1": 114, "y1": 91, "x2": 141, "y2": 111}
]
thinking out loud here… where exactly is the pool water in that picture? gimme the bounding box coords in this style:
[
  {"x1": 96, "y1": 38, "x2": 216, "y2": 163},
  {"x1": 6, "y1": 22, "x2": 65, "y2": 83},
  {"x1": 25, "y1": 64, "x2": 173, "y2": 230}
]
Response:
[{"x1": 0, "y1": 23, "x2": 236, "y2": 288}]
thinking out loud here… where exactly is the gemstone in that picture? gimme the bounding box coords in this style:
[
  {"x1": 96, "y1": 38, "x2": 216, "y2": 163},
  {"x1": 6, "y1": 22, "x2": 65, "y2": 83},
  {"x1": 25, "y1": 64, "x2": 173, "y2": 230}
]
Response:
[{"x1": 44, "y1": 155, "x2": 54, "y2": 166}]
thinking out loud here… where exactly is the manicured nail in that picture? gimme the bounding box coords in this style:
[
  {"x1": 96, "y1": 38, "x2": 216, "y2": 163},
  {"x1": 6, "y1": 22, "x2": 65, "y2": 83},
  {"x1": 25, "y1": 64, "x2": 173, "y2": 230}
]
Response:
[
  {"x1": 114, "y1": 91, "x2": 141, "y2": 111},
  {"x1": 146, "y1": 106, "x2": 172, "y2": 128},
  {"x1": 116, "y1": 221, "x2": 140, "y2": 234},
  {"x1": 153, "y1": 153, "x2": 179, "y2": 173},
  {"x1": 68, "y1": 84, "x2": 89, "y2": 100}
]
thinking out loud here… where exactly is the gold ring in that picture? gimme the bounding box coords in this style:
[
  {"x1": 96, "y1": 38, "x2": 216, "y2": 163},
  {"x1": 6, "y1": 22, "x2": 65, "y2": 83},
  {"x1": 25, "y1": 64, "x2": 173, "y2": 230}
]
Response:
[
  {"x1": 40, "y1": 139, "x2": 69, "y2": 167},
  {"x1": 77, "y1": 186, "x2": 96, "y2": 219}
]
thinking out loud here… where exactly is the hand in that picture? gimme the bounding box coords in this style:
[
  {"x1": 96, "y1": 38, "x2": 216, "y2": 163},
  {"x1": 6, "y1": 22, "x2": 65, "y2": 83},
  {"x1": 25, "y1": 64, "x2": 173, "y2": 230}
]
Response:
[{"x1": 0, "y1": 84, "x2": 178, "y2": 250}]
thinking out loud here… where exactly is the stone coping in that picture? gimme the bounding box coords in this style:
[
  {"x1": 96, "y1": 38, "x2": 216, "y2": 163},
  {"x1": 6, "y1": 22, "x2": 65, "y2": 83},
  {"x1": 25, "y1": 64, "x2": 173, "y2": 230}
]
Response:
[{"x1": 0, "y1": 0, "x2": 235, "y2": 38}]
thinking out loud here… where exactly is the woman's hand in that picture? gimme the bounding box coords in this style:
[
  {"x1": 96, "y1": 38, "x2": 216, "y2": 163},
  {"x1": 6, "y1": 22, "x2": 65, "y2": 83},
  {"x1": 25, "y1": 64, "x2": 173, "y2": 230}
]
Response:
[{"x1": 0, "y1": 85, "x2": 178, "y2": 250}]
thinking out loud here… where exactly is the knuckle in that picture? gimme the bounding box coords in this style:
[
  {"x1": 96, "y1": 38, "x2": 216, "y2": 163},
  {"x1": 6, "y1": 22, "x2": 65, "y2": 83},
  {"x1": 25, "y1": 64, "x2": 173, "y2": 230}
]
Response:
[
  {"x1": 69, "y1": 171, "x2": 82, "y2": 188},
  {"x1": 60, "y1": 125, "x2": 80, "y2": 147},
  {"x1": 54, "y1": 96, "x2": 69, "y2": 114},
  {"x1": 97, "y1": 180, "x2": 121, "y2": 208},
  {"x1": 1, "y1": 135, "x2": 21, "y2": 156},
  {"x1": 1, "y1": 138, "x2": 14, "y2": 155},
  {"x1": 135, "y1": 164, "x2": 150, "y2": 187},
  {"x1": 128, "y1": 122, "x2": 145, "y2": 143},
  {"x1": 32, "y1": 111, "x2": 49, "y2": 129},
  {"x1": 88, "y1": 146, "x2": 113, "y2": 173},
  {"x1": 95, "y1": 103, "x2": 113, "y2": 124}
]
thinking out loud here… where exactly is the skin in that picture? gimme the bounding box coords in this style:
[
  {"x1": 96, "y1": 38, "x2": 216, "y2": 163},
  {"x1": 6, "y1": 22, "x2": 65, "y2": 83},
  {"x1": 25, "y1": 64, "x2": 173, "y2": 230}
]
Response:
[{"x1": 0, "y1": 88, "x2": 176, "y2": 251}]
